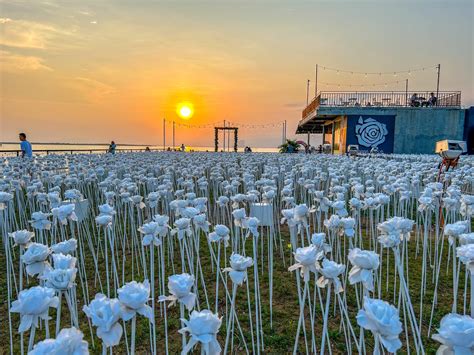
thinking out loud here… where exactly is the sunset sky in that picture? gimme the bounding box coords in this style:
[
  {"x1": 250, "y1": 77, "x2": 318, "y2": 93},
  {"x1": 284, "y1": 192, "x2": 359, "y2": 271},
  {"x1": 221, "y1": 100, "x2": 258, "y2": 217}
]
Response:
[{"x1": 1, "y1": 0, "x2": 473, "y2": 148}]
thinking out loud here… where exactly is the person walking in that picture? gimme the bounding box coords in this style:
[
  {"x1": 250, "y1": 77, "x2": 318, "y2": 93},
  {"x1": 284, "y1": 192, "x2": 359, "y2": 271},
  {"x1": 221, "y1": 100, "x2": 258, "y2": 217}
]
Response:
[{"x1": 19, "y1": 133, "x2": 33, "y2": 158}]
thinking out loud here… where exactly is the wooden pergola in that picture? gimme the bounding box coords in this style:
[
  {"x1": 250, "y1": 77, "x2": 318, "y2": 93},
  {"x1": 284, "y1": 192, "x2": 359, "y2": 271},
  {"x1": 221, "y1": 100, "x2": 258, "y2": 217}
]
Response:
[{"x1": 214, "y1": 126, "x2": 238, "y2": 152}]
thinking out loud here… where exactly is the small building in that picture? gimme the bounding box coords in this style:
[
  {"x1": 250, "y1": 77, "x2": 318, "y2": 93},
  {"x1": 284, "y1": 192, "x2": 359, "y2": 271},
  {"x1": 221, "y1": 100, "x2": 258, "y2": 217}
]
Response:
[{"x1": 296, "y1": 91, "x2": 474, "y2": 154}]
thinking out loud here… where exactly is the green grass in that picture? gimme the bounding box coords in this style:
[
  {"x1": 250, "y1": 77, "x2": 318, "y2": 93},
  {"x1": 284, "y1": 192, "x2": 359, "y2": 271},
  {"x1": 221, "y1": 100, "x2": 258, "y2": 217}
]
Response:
[{"x1": 0, "y1": 216, "x2": 470, "y2": 354}]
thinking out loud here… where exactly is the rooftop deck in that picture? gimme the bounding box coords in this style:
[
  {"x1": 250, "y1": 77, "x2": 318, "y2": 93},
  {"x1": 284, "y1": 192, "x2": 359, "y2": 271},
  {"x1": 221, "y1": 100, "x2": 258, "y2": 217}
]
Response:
[
  {"x1": 297, "y1": 91, "x2": 462, "y2": 134},
  {"x1": 302, "y1": 91, "x2": 461, "y2": 118}
]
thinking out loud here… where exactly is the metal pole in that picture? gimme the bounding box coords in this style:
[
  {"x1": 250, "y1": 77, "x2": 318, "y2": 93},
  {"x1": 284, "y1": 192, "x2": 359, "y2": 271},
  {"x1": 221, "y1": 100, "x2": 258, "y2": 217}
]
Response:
[
  {"x1": 223, "y1": 120, "x2": 226, "y2": 152},
  {"x1": 436, "y1": 64, "x2": 441, "y2": 104},
  {"x1": 172, "y1": 121, "x2": 175, "y2": 148},
  {"x1": 314, "y1": 64, "x2": 318, "y2": 97},
  {"x1": 163, "y1": 118, "x2": 166, "y2": 151},
  {"x1": 306, "y1": 79, "x2": 310, "y2": 106},
  {"x1": 405, "y1": 79, "x2": 409, "y2": 107}
]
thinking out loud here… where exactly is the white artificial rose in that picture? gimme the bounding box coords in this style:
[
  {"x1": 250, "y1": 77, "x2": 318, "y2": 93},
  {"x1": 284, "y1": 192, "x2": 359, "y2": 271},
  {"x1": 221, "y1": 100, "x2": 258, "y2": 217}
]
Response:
[
  {"x1": 117, "y1": 280, "x2": 153, "y2": 321},
  {"x1": 179, "y1": 310, "x2": 222, "y2": 355},
  {"x1": 83, "y1": 294, "x2": 123, "y2": 347},
  {"x1": 340, "y1": 217, "x2": 356, "y2": 237},
  {"x1": 52, "y1": 204, "x2": 78, "y2": 225},
  {"x1": 139, "y1": 222, "x2": 161, "y2": 246},
  {"x1": 281, "y1": 208, "x2": 296, "y2": 228},
  {"x1": 131, "y1": 195, "x2": 145, "y2": 209},
  {"x1": 432, "y1": 313, "x2": 474, "y2": 354},
  {"x1": 159, "y1": 273, "x2": 196, "y2": 311},
  {"x1": 217, "y1": 196, "x2": 229, "y2": 207},
  {"x1": 29, "y1": 339, "x2": 56, "y2": 354},
  {"x1": 95, "y1": 214, "x2": 113, "y2": 227},
  {"x1": 193, "y1": 214, "x2": 210, "y2": 233},
  {"x1": 42, "y1": 267, "x2": 77, "y2": 290},
  {"x1": 183, "y1": 207, "x2": 199, "y2": 219},
  {"x1": 445, "y1": 221, "x2": 470, "y2": 245},
  {"x1": 459, "y1": 233, "x2": 474, "y2": 245},
  {"x1": 311, "y1": 233, "x2": 331, "y2": 258},
  {"x1": 356, "y1": 297, "x2": 402, "y2": 353},
  {"x1": 223, "y1": 253, "x2": 253, "y2": 285},
  {"x1": 10, "y1": 230, "x2": 34, "y2": 247},
  {"x1": 0, "y1": 191, "x2": 13, "y2": 209},
  {"x1": 243, "y1": 217, "x2": 260, "y2": 237},
  {"x1": 53, "y1": 327, "x2": 89, "y2": 354},
  {"x1": 30, "y1": 211, "x2": 52, "y2": 230},
  {"x1": 21, "y1": 242, "x2": 50, "y2": 276},
  {"x1": 316, "y1": 259, "x2": 345, "y2": 293},
  {"x1": 456, "y1": 244, "x2": 474, "y2": 271},
  {"x1": 294, "y1": 204, "x2": 309, "y2": 221},
  {"x1": 11, "y1": 286, "x2": 59, "y2": 332},
  {"x1": 98, "y1": 204, "x2": 115, "y2": 216},
  {"x1": 232, "y1": 208, "x2": 246, "y2": 227},
  {"x1": 288, "y1": 245, "x2": 318, "y2": 282},
  {"x1": 51, "y1": 238, "x2": 77, "y2": 254},
  {"x1": 348, "y1": 248, "x2": 379, "y2": 291},
  {"x1": 172, "y1": 218, "x2": 192, "y2": 240},
  {"x1": 147, "y1": 192, "x2": 160, "y2": 208}
]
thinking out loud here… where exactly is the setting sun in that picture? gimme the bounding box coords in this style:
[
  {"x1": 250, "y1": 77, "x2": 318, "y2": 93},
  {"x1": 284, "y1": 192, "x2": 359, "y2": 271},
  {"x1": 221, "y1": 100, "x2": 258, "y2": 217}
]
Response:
[{"x1": 176, "y1": 102, "x2": 194, "y2": 120}]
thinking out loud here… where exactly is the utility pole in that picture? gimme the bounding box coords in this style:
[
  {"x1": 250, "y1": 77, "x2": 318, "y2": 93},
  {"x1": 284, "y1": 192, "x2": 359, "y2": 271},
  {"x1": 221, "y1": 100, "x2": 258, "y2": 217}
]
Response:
[
  {"x1": 172, "y1": 121, "x2": 175, "y2": 148},
  {"x1": 227, "y1": 121, "x2": 230, "y2": 151},
  {"x1": 282, "y1": 122, "x2": 285, "y2": 144},
  {"x1": 314, "y1": 64, "x2": 318, "y2": 97},
  {"x1": 436, "y1": 64, "x2": 441, "y2": 105},
  {"x1": 223, "y1": 120, "x2": 226, "y2": 152},
  {"x1": 405, "y1": 79, "x2": 409, "y2": 106},
  {"x1": 306, "y1": 79, "x2": 310, "y2": 106},
  {"x1": 163, "y1": 118, "x2": 166, "y2": 151}
]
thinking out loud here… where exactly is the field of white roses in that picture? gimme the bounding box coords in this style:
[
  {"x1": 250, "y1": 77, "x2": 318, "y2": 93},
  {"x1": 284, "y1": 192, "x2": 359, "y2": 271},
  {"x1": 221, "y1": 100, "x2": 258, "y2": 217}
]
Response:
[{"x1": 1, "y1": 151, "x2": 474, "y2": 354}]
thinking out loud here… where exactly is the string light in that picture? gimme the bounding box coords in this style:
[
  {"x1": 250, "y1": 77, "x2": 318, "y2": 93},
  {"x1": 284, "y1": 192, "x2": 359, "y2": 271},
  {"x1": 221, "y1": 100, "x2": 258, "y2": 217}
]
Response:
[
  {"x1": 164, "y1": 118, "x2": 285, "y2": 130},
  {"x1": 319, "y1": 79, "x2": 404, "y2": 88},
  {"x1": 318, "y1": 64, "x2": 437, "y2": 75}
]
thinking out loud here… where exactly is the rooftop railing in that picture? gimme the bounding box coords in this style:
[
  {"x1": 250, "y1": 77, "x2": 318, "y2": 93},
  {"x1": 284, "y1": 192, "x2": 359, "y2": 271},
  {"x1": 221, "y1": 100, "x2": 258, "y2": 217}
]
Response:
[{"x1": 302, "y1": 91, "x2": 461, "y2": 119}]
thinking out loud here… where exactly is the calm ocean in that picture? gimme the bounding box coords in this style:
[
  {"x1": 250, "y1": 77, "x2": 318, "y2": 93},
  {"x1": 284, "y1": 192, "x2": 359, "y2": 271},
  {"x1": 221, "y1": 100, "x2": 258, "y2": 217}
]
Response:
[{"x1": 0, "y1": 143, "x2": 278, "y2": 156}]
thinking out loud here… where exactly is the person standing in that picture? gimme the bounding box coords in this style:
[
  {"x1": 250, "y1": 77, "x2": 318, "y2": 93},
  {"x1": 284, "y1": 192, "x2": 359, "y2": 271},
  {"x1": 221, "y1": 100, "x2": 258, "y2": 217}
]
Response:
[
  {"x1": 19, "y1": 133, "x2": 32, "y2": 158},
  {"x1": 108, "y1": 141, "x2": 116, "y2": 154}
]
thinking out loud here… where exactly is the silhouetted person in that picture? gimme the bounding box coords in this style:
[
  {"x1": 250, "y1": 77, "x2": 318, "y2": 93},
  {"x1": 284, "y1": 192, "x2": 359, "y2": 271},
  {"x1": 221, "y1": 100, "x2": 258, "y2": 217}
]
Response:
[
  {"x1": 428, "y1": 92, "x2": 437, "y2": 106},
  {"x1": 410, "y1": 93, "x2": 420, "y2": 107},
  {"x1": 108, "y1": 141, "x2": 116, "y2": 154},
  {"x1": 19, "y1": 133, "x2": 32, "y2": 158}
]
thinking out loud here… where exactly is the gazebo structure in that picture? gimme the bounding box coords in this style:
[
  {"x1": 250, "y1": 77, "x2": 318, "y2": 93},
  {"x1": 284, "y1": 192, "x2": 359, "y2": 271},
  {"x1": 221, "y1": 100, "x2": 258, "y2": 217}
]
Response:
[{"x1": 214, "y1": 126, "x2": 238, "y2": 152}]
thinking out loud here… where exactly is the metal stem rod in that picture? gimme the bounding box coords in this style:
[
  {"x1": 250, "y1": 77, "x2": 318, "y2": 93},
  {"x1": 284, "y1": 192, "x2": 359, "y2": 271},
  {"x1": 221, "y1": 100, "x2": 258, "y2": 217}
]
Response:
[{"x1": 163, "y1": 118, "x2": 165, "y2": 151}]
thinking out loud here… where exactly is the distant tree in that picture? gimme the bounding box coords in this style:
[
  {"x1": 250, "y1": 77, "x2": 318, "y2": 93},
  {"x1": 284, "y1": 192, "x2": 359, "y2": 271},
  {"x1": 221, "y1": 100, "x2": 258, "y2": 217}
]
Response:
[{"x1": 279, "y1": 139, "x2": 300, "y2": 153}]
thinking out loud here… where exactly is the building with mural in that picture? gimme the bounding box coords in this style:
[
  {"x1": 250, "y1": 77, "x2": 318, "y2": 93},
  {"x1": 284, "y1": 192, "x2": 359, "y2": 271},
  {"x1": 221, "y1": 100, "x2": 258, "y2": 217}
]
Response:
[{"x1": 296, "y1": 91, "x2": 474, "y2": 155}]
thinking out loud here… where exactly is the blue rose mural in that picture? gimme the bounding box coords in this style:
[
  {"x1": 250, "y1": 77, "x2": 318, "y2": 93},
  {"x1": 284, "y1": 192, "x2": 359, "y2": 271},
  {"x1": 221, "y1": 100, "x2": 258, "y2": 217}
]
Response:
[
  {"x1": 355, "y1": 117, "x2": 388, "y2": 148},
  {"x1": 347, "y1": 115, "x2": 395, "y2": 153}
]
